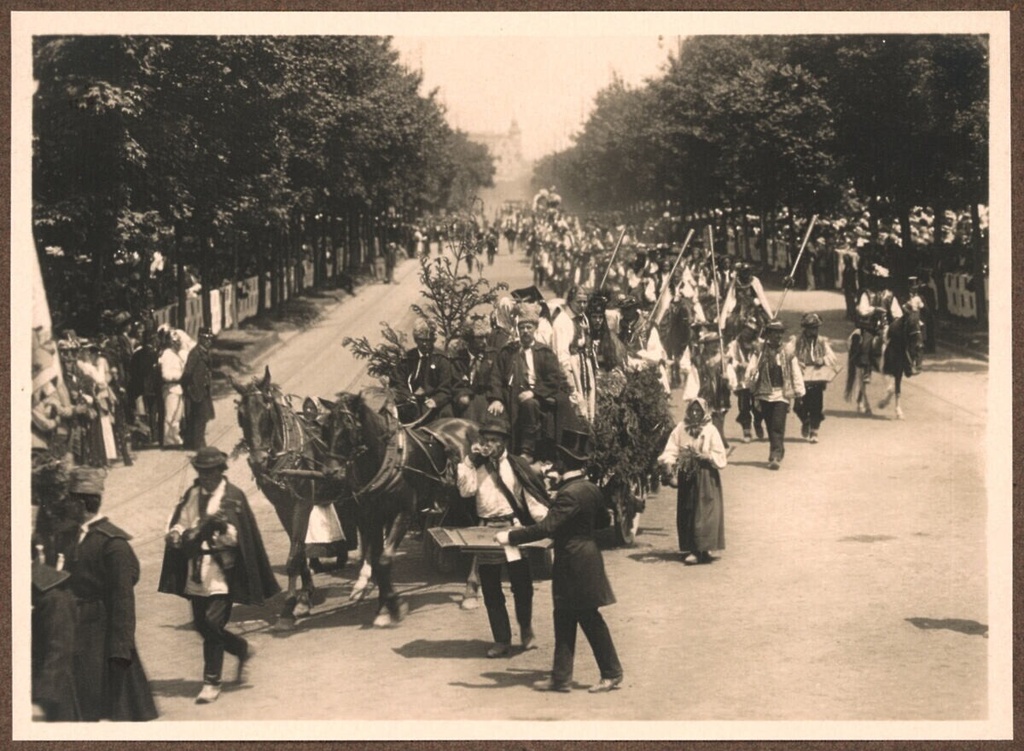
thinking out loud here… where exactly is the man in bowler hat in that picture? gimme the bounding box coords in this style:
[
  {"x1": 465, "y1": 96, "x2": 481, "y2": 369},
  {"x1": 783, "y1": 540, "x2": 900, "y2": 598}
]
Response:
[
  {"x1": 497, "y1": 429, "x2": 623, "y2": 693},
  {"x1": 158, "y1": 447, "x2": 280, "y2": 704}
]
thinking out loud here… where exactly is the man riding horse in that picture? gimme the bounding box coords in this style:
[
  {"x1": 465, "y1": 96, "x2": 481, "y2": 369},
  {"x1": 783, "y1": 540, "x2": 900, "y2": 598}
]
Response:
[{"x1": 719, "y1": 262, "x2": 772, "y2": 343}]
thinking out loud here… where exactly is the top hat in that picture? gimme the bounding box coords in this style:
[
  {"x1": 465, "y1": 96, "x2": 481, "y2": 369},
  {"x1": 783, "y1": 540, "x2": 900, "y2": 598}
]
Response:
[
  {"x1": 510, "y1": 285, "x2": 545, "y2": 304},
  {"x1": 191, "y1": 446, "x2": 229, "y2": 470},
  {"x1": 198, "y1": 327, "x2": 214, "y2": 339},
  {"x1": 478, "y1": 414, "x2": 511, "y2": 438},
  {"x1": 557, "y1": 428, "x2": 592, "y2": 462}
]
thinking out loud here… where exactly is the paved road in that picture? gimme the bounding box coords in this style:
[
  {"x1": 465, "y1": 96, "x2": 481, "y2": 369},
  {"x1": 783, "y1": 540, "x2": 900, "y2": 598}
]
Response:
[{"x1": 85, "y1": 246, "x2": 989, "y2": 729}]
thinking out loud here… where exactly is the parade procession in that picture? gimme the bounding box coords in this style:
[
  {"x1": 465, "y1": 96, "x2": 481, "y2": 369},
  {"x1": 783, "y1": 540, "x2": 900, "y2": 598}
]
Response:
[{"x1": 17, "y1": 15, "x2": 1008, "y2": 740}]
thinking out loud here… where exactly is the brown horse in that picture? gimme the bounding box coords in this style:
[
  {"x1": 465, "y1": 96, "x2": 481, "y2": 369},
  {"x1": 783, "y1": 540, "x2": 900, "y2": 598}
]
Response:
[
  {"x1": 233, "y1": 367, "x2": 352, "y2": 623},
  {"x1": 324, "y1": 389, "x2": 478, "y2": 627}
]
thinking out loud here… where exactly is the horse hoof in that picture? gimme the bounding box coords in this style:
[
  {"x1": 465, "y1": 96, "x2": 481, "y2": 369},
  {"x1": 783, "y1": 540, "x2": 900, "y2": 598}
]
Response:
[
  {"x1": 372, "y1": 612, "x2": 392, "y2": 628},
  {"x1": 294, "y1": 601, "x2": 311, "y2": 619},
  {"x1": 460, "y1": 597, "x2": 480, "y2": 611},
  {"x1": 393, "y1": 600, "x2": 410, "y2": 622},
  {"x1": 271, "y1": 616, "x2": 297, "y2": 632},
  {"x1": 895, "y1": 409, "x2": 904, "y2": 420}
]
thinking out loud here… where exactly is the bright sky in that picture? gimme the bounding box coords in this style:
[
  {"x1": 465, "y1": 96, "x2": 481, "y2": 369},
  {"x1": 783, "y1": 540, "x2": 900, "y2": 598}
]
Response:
[{"x1": 391, "y1": 36, "x2": 676, "y2": 161}]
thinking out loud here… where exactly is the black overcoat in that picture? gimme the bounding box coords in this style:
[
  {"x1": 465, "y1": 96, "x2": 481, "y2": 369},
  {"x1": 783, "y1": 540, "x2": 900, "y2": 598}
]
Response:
[
  {"x1": 158, "y1": 481, "x2": 281, "y2": 607},
  {"x1": 181, "y1": 345, "x2": 215, "y2": 422},
  {"x1": 65, "y1": 519, "x2": 158, "y2": 722},
  {"x1": 507, "y1": 475, "x2": 615, "y2": 611}
]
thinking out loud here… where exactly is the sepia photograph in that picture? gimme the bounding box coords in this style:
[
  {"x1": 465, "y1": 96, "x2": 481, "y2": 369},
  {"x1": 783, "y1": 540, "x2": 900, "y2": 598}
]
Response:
[{"x1": 11, "y1": 9, "x2": 1012, "y2": 741}]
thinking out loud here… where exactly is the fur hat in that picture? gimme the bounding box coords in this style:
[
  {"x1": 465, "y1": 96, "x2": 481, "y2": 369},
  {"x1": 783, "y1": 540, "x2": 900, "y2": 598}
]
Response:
[
  {"x1": 517, "y1": 303, "x2": 541, "y2": 325},
  {"x1": 801, "y1": 312, "x2": 823, "y2": 328},
  {"x1": 412, "y1": 319, "x2": 435, "y2": 339},
  {"x1": 69, "y1": 467, "x2": 106, "y2": 496},
  {"x1": 464, "y1": 318, "x2": 492, "y2": 339},
  {"x1": 765, "y1": 320, "x2": 786, "y2": 333}
]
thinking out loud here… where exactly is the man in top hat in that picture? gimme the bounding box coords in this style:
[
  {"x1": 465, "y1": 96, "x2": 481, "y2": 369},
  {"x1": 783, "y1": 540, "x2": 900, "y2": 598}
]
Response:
[
  {"x1": 793, "y1": 312, "x2": 837, "y2": 443},
  {"x1": 498, "y1": 428, "x2": 623, "y2": 694},
  {"x1": 158, "y1": 447, "x2": 280, "y2": 704},
  {"x1": 743, "y1": 320, "x2": 805, "y2": 469},
  {"x1": 182, "y1": 326, "x2": 216, "y2": 450},
  {"x1": 457, "y1": 414, "x2": 551, "y2": 658},
  {"x1": 393, "y1": 319, "x2": 454, "y2": 424},
  {"x1": 57, "y1": 467, "x2": 158, "y2": 721},
  {"x1": 491, "y1": 302, "x2": 571, "y2": 463}
]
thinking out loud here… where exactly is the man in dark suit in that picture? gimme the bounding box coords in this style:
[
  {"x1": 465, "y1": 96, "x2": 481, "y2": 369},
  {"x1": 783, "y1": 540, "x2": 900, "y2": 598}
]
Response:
[
  {"x1": 182, "y1": 327, "x2": 215, "y2": 449},
  {"x1": 392, "y1": 319, "x2": 454, "y2": 424},
  {"x1": 158, "y1": 447, "x2": 280, "y2": 704},
  {"x1": 451, "y1": 317, "x2": 502, "y2": 424},
  {"x1": 491, "y1": 303, "x2": 571, "y2": 462},
  {"x1": 498, "y1": 429, "x2": 624, "y2": 694},
  {"x1": 57, "y1": 467, "x2": 158, "y2": 721}
]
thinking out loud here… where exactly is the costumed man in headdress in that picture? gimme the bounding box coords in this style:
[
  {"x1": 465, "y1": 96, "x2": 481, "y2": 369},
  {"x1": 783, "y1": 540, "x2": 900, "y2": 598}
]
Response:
[
  {"x1": 551, "y1": 284, "x2": 599, "y2": 424},
  {"x1": 392, "y1": 319, "x2": 454, "y2": 424},
  {"x1": 457, "y1": 414, "x2": 550, "y2": 658},
  {"x1": 498, "y1": 428, "x2": 624, "y2": 694},
  {"x1": 793, "y1": 312, "x2": 838, "y2": 444},
  {"x1": 55, "y1": 467, "x2": 158, "y2": 721},
  {"x1": 694, "y1": 328, "x2": 732, "y2": 447},
  {"x1": 659, "y1": 397, "x2": 727, "y2": 565},
  {"x1": 491, "y1": 302, "x2": 571, "y2": 463},
  {"x1": 719, "y1": 262, "x2": 773, "y2": 341},
  {"x1": 745, "y1": 320, "x2": 805, "y2": 470},
  {"x1": 726, "y1": 316, "x2": 765, "y2": 443},
  {"x1": 618, "y1": 296, "x2": 671, "y2": 394},
  {"x1": 158, "y1": 447, "x2": 280, "y2": 705},
  {"x1": 850, "y1": 263, "x2": 902, "y2": 409}
]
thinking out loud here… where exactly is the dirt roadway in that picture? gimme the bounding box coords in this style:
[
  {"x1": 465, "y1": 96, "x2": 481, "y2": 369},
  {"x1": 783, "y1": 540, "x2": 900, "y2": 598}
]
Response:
[{"x1": 33, "y1": 248, "x2": 991, "y2": 734}]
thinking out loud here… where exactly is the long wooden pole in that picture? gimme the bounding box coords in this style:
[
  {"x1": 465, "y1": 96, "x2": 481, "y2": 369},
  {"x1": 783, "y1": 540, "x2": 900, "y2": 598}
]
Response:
[
  {"x1": 652, "y1": 228, "x2": 696, "y2": 326},
  {"x1": 597, "y1": 226, "x2": 628, "y2": 291},
  {"x1": 707, "y1": 225, "x2": 727, "y2": 373},
  {"x1": 773, "y1": 214, "x2": 819, "y2": 319}
]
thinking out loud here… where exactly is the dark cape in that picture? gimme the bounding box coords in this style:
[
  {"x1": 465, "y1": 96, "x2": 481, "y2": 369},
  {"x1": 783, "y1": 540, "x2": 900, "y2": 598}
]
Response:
[
  {"x1": 32, "y1": 564, "x2": 81, "y2": 721},
  {"x1": 158, "y1": 481, "x2": 281, "y2": 607},
  {"x1": 65, "y1": 519, "x2": 158, "y2": 722}
]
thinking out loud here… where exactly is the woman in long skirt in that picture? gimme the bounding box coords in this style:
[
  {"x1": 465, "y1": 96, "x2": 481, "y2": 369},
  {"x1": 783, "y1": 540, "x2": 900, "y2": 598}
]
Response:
[{"x1": 658, "y1": 397, "x2": 726, "y2": 564}]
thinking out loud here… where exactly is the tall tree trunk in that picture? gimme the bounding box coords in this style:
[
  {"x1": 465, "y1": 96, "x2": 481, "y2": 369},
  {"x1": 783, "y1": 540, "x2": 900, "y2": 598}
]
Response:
[
  {"x1": 931, "y1": 204, "x2": 947, "y2": 314},
  {"x1": 175, "y1": 224, "x2": 187, "y2": 330},
  {"x1": 257, "y1": 238, "x2": 267, "y2": 316}
]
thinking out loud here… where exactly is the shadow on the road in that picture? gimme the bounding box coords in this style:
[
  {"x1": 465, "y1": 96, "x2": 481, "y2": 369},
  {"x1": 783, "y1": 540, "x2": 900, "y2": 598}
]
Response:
[
  {"x1": 839, "y1": 534, "x2": 897, "y2": 543},
  {"x1": 826, "y1": 409, "x2": 892, "y2": 421},
  {"x1": 393, "y1": 638, "x2": 497, "y2": 659},
  {"x1": 264, "y1": 588, "x2": 459, "y2": 635},
  {"x1": 149, "y1": 677, "x2": 203, "y2": 698},
  {"x1": 921, "y1": 360, "x2": 987, "y2": 374},
  {"x1": 727, "y1": 460, "x2": 772, "y2": 469},
  {"x1": 906, "y1": 617, "x2": 988, "y2": 638},
  {"x1": 626, "y1": 550, "x2": 684, "y2": 565},
  {"x1": 448, "y1": 668, "x2": 554, "y2": 690}
]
